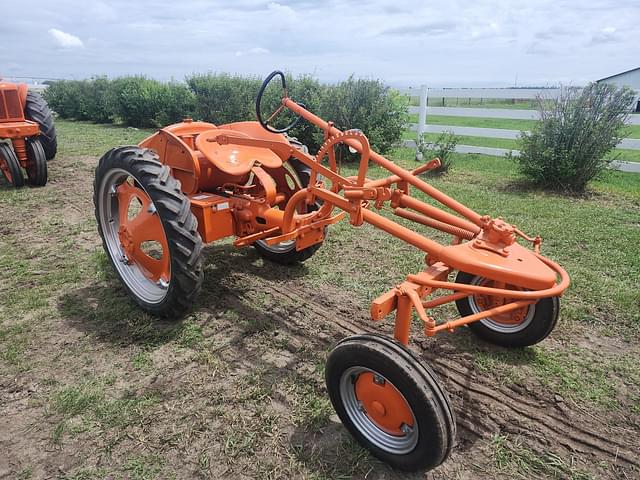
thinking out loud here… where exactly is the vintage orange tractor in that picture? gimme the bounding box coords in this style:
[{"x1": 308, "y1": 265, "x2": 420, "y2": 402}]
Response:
[
  {"x1": 0, "y1": 80, "x2": 57, "y2": 187},
  {"x1": 94, "y1": 71, "x2": 570, "y2": 471}
]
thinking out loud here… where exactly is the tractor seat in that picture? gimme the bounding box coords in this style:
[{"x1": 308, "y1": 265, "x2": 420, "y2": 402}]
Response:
[{"x1": 195, "y1": 128, "x2": 283, "y2": 176}]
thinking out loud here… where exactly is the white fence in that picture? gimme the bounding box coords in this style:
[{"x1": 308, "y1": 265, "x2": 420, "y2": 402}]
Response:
[{"x1": 402, "y1": 86, "x2": 640, "y2": 173}]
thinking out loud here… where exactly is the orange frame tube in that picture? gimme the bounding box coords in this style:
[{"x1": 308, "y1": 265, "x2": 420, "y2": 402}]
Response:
[{"x1": 207, "y1": 96, "x2": 570, "y2": 346}]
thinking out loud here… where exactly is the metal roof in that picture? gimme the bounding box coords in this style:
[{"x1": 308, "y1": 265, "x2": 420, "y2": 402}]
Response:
[{"x1": 596, "y1": 67, "x2": 640, "y2": 82}]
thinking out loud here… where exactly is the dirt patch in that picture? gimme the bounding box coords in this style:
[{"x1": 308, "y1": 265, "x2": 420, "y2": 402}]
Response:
[{"x1": 1, "y1": 154, "x2": 639, "y2": 479}]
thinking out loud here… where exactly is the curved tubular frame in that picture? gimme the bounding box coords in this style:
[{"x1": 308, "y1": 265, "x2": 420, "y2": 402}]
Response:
[{"x1": 209, "y1": 94, "x2": 570, "y2": 346}]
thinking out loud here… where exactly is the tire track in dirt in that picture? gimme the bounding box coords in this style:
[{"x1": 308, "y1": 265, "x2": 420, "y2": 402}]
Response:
[{"x1": 223, "y1": 270, "x2": 640, "y2": 473}]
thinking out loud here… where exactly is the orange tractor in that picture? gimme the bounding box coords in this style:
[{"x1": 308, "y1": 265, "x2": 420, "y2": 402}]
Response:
[
  {"x1": 0, "y1": 80, "x2": 57, "y2": 187},
  {"x1": 94, "y1": 71, "x2": 570, "y2": 472}
]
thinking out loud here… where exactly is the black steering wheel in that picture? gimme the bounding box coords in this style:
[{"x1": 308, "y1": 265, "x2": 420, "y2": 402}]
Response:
[{"x1": 256, "y1": 70, "x2": 303, "y2": 134}]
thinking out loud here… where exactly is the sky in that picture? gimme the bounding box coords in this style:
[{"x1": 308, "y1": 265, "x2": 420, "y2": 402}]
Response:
[{"x1": 1, "y1": 0, "x2": 638, "y2": 87}]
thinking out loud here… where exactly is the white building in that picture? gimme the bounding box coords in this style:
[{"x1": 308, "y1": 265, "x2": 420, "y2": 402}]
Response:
[{"x1": 596, "y1": 67, "x2": 640, "y2": 111}]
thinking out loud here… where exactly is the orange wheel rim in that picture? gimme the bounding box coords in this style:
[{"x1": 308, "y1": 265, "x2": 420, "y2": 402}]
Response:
[
  {"x1": 116, "y1": 181, "x2": 170, "y2": 283},
  {"x1": 354, "y1": 371, "x2": 414, "y2": 436},
  {"x1": 473, "y1": 278, "x2": 529, "y2": 325},
  {"x1": 0, "y1": 156, "x2": 12, "y2": 183}
]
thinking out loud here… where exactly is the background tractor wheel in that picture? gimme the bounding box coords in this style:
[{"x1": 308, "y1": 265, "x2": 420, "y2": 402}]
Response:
[
  {"x1": 94, "y1": 146, "x2": 204, "y2": 317},
  {"x1": 455, "y1": 271, "x2": 560, "y2": 347},
  {"x1": 0, "y1": 142, "x2": 25, "y2": 188},
  {"x1": 24, "y1": 90, "x2": 57, "y2": 160},
  {"x1": 253, "y1": 150, "x2": 324, "y2": 265},
  {"x1": 325, "y1": 334, "x2": 456, "y2": 472},
  {"x1": 25, "y1": 138, "x2": 48, "y2": 186}
]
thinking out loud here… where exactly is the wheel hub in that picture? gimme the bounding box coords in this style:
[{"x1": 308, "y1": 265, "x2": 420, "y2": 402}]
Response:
[
  {"x1": 474, "y1": 280, "x2": 529, "y2": 325},
  {"x1": 354, "y1": 372, "x2": 414, "y2": 436},
  {"x1": 118, "y1": 224, "x2": 135, "y2": 256}
]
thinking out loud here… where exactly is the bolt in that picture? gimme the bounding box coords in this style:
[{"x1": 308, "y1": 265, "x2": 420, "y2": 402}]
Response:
[
  {"x1": 400, "y1": 423, "x2": 413, "y2": 434},
  {"x1": 357, "y1": 401, "x2": 366, "y2": 413},
  {"x1": 109, "y1": 185, "x2": 118, "y2": 196},
  {"x1": 373, "y1": 374, "x2": 385, "y2": 386},
  {"x1": 147, "y1": 204, "x2": 157, "y2": 214},
  {"x1": 119, "y1": 254, "x2": 129, "y2": 264},
  {"x1": 157, "y1": 278, "x2": 169, "y2": 289}
]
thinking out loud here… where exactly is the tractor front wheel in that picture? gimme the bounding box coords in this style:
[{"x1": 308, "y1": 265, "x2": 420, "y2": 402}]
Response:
[
  {"x1": 454, "y1": 271, "x2": 560, "y2": 347},
  {"x1": 0, "y1": 143, "x2": 24, "y2": 187},
  {"x1": 25, "y1": 138, "x2": 48, "y2": 186},
  {"x1": 94, "y1": 146, "x2": 204, "y2": 317},
  {"x1": 325, "y1": 334, "x2": 455, "y2": 472}
]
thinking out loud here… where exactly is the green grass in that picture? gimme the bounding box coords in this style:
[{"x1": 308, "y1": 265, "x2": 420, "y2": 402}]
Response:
[
  {"x1": 408, "y1": 114, "x2": 640, "y2": 139},
  {"x1": 490, "y1": 433, "x2": 592, "y2": 479},
  {"x1": 409, "y1": 114, "x2": 536, "y2": 131},
  {"x1": 403, "y1": 128, "x2": 640, "y2": 162},
  {"x1": 55, "y1": 120, "x2": 153, "y2": 157}
]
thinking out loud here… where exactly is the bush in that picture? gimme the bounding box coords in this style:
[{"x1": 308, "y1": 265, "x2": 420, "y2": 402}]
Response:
[
  {"x1": 42, "y1": 73, "x2": 409, "y2": 154},
  {"x1": 517, "y1": 83, "x2": 635, "y2": 192},
  {"x1": 187, "y1": 73, "x2": 261, "y2": 125},
  {"x1": 44, "y1": 80, "x2": 85, "y2": 119},
  {"x1": 106, "y1": 76, "x2": 195, "y2": 127},
  {"x1": 82, "y1": 77, "x2": 113, "y2": 123},
  {"x1": 319, "y1": 77, "x2": 409, "y2": 155},
  {"x1": 416, "y1": 131, "x2": 459, "y2": 174}
]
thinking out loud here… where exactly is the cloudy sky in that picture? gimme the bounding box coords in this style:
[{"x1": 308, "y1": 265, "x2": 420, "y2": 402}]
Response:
[{"x1": 1, "y1": 0, "x2": 638, "y2": 87}]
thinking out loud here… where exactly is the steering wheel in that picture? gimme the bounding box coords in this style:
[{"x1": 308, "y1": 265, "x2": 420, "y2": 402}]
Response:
[{"x1": 256, "y1": 70, "x2": 303, "y2": 134}]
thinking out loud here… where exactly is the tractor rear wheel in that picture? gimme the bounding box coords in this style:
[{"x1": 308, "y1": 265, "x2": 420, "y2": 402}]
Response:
[
  {"x1": 253, "y1": 152, "x2": 324, "y2": 265},
  {"x1": 454, "y1": 271, "x2": 560, "y2": 347},
  {"x1": 0, "y1": 142, "x2": 24, "y2": 187},
  {"x1": 94, "y1": 146, "x2": 204, "y2": 317},
  {"x1": 24, "y1": 90, "x2": 57, "y2": 160},
  {"x1": 25, "y1": 138, "x2": 48, "y2": 186},
  {"x1": 325, "y1": 334, "x2": 456, "y2": 472}
]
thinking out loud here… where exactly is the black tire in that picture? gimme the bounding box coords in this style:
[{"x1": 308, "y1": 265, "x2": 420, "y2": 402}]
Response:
[
  {"x1": 325, "y1": 334, "x2": 456, "y2": 472},
  {"x1": 94, "y1": 146, "x2": 204, "y2": 317},
  {"x1": 253, "y1": 146, "x2": 324, "y2": 265},
  {"x1": 25, "y1": 138, "x2": 48, "y2": 186},
  {"x1": 454, "y1": 271, "x2": 560, "y2": 347},
  {"x1": 0, "y1": 142, "x2": 25, "y2": 187},
  {"x1": 24, "y1": 90, "x2": 57, "y2": 160}
]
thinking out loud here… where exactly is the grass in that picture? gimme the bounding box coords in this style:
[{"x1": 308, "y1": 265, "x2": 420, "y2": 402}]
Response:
[
  {"x1": 55, "y1": 120, "x2": 153, "y2": 157},
  {"x1": 408, "y1": 114, "x2": 640, "y2": 139},
  {"x1": 490, "y1": 433, "x2": 592, "y2": 479},
  {"x1": 403, "y1": 128, "x2": 640, "y2": 162}
]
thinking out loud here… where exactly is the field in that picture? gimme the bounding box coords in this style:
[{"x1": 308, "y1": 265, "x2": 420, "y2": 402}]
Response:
[{"x1": 1, "y1": 120, "x2": 640, "y2": 479}]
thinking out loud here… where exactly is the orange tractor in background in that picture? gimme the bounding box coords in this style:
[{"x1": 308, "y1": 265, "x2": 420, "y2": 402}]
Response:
[
  {"x1": 0, "y1": 80, "x2": 57, "y2": 187},
  {"x1": 94, "y1": 71, "x2": 570, "y2": 472}
]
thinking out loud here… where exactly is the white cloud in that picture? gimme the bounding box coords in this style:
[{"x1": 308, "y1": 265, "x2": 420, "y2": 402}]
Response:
[
  {"x1": 48, "y1": 28, "x2": 84, "y2": 48},
  {"x1": 268, "y1": 2, "x2": 296, "y2": 19},
  {"x1": 235, "y1": 47, "x2": 270, "y2": 57}
]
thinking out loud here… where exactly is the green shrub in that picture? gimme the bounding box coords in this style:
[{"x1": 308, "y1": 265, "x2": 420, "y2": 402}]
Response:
[
  {"x1": 44, "y1": 80, "x2": 85, "y2": 119},
  {"x1": 517, "y1": 82, "x2": 635, "y2": 192},
  {"x1": 107, "y1": 76, "x2": 160, "y2": 127},
  {"x1": 153, "y1": 83, "x2": 196, "y2": 126},
  {"x1": 106, "y1": 76, "x2": 194, "y2": 127},
  {"x1": 416, "y1": 131, "x2": 459, "y2": 174},
  {"x1": 319, "y1": 77, "x2": 410, "y2": 155},
  {"x1": 83, "y1": 77, "x2": 113, "y2": 123},
  {"x1": 43, "y1": 73, "x2": 409, "y2": 153},
  {"x1": 187, "y1": 73, "x2": 262, "y2": 125}
]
